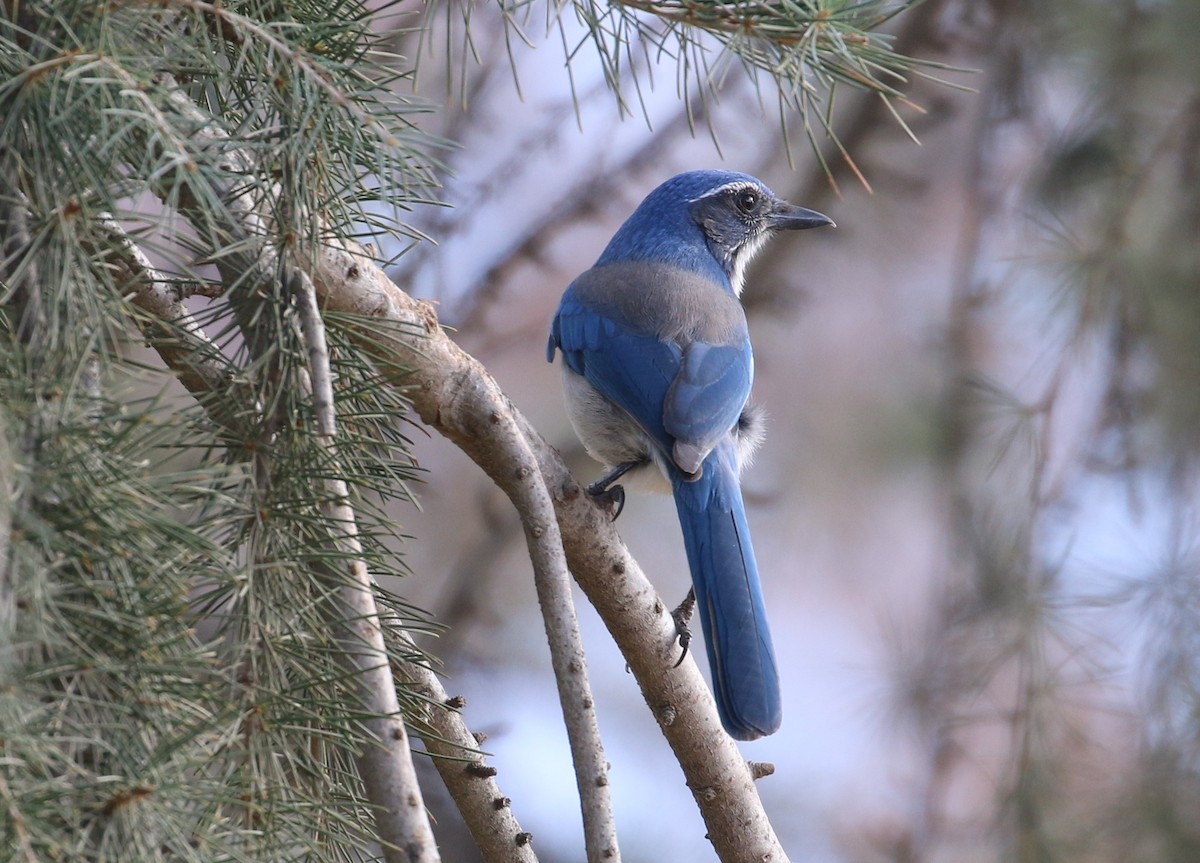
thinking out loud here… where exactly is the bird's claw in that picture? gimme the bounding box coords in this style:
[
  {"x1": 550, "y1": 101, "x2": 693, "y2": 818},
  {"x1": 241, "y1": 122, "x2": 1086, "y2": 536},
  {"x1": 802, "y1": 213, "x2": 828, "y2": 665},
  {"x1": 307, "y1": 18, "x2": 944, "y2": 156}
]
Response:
[
  {"x1": 671, "y1": 587, "x2": 696, "y2": 668},
  {"x1": 586, "y1": 480, "x2": 626, "y2": 521}
]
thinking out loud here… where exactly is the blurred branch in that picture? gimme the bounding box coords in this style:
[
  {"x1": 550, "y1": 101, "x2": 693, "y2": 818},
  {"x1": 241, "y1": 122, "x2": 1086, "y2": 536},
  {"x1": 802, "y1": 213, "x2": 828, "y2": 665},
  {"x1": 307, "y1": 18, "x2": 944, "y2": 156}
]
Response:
[
  {"x1": 309, "y1": 236, "x2": 790, "y2": 863},
  {"x1": 432, "y1": 490, "x2": 522, "y2": 653},
  {"x1": 450, "y1": 91, "x2": 709, "y2": 333}
]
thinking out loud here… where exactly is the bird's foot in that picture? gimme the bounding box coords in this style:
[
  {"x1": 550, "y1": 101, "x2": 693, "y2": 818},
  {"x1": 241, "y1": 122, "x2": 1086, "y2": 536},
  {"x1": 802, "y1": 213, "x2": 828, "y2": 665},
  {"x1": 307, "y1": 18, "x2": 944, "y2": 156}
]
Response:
[
  {"x1": 585, "y1": 458, "x2": 646, "y2": 521},
  {"x1": 585, "y1": 480, "x2": 626, "y2": 521},
  {"x1": 671, "y1": 587, "x2": 696, "y2": 668}
]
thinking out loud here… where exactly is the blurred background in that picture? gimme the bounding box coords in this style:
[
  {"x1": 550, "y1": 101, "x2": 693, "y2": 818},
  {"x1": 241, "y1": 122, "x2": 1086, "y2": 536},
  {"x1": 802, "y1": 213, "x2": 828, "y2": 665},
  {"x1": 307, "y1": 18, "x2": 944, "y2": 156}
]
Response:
[{"x1": 374, "y1": 1, "x2": 1200, "y2": 860}]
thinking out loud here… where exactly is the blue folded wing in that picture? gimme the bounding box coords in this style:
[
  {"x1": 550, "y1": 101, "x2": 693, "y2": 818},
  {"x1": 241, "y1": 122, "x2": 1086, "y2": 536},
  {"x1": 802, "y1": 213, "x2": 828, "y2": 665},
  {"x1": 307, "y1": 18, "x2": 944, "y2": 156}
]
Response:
[
  {"x1": 550, "y1": 270, "x2": 779, "y2": 740},
  {"x1": 664, "y1": 340, "x2": 752, "y2": 461},
  {"x1": 549, "y1": 285, "x2": 752, "y2": 470},
  {"x1": 550, "y1": 286, "x2": 680, "y2": 458}
]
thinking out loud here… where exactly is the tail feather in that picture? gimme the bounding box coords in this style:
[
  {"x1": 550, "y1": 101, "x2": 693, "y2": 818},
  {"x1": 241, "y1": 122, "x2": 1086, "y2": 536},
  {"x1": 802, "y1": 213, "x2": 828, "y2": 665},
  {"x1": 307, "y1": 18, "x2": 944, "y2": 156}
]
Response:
[{"x1": 672, "y1": 441, "x2": 781, "y2": 740}]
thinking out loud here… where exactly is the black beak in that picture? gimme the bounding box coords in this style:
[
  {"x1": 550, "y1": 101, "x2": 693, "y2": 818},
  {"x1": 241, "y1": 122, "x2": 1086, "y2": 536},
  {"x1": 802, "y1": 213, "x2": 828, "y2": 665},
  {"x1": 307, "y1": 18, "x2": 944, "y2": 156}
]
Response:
[{"x1": 768, "y1": 201, "x2": 835, "y2": 231}]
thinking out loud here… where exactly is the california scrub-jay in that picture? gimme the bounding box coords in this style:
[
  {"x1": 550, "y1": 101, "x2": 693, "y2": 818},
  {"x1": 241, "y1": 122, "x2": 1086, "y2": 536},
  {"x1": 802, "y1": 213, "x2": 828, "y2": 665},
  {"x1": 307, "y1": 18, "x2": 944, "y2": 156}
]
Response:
[{"x1": 547, "y1": 170, "x2": 833, "y2": 740}]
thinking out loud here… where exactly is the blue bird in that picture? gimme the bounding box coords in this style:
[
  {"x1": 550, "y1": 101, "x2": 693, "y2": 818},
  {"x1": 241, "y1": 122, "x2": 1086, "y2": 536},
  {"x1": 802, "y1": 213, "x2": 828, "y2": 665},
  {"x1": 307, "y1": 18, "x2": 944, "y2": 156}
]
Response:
[{"x1": 547, "y1": 170, "x2": 833, "y2": 740}]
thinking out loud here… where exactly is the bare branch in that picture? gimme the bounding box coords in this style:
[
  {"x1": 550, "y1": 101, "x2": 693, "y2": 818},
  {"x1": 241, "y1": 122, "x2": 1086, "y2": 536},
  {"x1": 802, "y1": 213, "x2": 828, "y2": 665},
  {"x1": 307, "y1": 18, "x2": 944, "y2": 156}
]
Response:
[
  {"x1": 290, "y1": 267, "x2": 337, "y2": 437},
  {"x1": 89, "y1": 215, "x2": 250, "y2": 426},
  {"x1": 314, "y1": 478, "x2": 441, "y2": 863},
  {"x1": 392, "y1": 638, "x2": 541, "y2": 863},
  {"x1": 309, "y1": 237, "x2": 789, "y2": 863}
]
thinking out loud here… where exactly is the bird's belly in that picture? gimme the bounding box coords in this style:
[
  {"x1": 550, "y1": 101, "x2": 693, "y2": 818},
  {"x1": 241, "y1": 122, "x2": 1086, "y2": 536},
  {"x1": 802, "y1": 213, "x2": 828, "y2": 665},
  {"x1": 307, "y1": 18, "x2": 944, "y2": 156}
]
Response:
[{"x1": 560, "y1": 367, "x2": 672, "y2": 494}]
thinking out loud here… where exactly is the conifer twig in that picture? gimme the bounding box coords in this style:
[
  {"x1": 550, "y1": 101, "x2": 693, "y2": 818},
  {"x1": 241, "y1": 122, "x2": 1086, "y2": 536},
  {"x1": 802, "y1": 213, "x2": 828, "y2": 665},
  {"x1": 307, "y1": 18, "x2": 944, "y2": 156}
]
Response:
[
  {"x1": 390, "y1": 632, "x2": 541, "y2": 863},
  {"x1": 89, "y1": 215, "x2": 248, "y2": 425}
]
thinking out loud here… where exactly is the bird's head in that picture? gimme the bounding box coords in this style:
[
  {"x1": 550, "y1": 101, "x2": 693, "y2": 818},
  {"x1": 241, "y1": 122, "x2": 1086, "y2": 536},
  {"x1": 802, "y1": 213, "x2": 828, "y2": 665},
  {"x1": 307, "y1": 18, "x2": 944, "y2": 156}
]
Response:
[{"x1": 595, "y1": 170, "x2": 834, "y2": 295}]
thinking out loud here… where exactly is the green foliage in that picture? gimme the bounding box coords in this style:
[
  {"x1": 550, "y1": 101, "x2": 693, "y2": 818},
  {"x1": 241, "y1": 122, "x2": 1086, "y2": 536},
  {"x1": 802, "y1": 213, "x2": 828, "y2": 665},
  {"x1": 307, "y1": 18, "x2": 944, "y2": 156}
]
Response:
[
  {"x1": 428, "y1": 0, "x2": 951, "y2": 178},
  {"x1": 2, "y1": 1, "x2": 435, "y2": 858}
]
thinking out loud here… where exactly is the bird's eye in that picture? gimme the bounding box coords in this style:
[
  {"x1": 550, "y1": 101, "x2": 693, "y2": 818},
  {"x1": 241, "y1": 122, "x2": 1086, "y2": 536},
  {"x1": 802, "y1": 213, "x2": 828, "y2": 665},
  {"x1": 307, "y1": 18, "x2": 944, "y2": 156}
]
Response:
[{"x1": 734, "y1": 189, "x2": 758, "y2": 214}]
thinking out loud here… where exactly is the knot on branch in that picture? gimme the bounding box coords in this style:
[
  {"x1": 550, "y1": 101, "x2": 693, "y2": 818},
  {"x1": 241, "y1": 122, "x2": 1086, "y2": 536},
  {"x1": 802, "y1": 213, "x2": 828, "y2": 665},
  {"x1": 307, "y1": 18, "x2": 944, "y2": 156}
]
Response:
[
  {"x1": 748, "y1": 760, "x2": 776, "y2": 780},
  {"x1": 416, "y1": 299, "x2": 439, "y2": 333}
]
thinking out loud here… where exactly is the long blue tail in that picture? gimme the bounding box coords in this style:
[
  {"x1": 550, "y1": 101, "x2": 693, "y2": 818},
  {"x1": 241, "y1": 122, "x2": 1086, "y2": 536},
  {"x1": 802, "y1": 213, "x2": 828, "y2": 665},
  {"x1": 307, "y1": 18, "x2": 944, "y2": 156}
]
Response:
[{"x1": 671, "y1": 440, "x2": 781, "y2": 740}]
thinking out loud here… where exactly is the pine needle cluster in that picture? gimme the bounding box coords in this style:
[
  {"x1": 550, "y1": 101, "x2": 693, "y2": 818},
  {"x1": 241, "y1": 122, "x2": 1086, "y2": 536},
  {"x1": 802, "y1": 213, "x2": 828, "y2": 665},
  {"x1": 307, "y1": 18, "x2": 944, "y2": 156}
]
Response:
[{"x1": 2, "y1": 1, "x2": 434, "y2": 859}]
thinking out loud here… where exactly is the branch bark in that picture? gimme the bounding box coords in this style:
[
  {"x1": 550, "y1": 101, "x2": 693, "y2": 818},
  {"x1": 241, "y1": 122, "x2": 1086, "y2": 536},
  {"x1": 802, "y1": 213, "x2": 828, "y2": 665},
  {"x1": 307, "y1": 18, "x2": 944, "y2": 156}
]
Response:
[
  {"x1": 310, "y1": 237, "x2": 790, "y2": 863},
  {"x1": 393, "y1": 640, "x2": 540, "y2": 863}
]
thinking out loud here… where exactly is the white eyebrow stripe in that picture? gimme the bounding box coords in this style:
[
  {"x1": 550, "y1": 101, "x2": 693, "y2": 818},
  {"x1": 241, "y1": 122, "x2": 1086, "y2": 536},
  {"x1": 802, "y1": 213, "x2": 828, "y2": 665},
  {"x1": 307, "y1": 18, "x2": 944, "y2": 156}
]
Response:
[{"x1": 688, "y1": 181, "x2": 760, "y2": 203}]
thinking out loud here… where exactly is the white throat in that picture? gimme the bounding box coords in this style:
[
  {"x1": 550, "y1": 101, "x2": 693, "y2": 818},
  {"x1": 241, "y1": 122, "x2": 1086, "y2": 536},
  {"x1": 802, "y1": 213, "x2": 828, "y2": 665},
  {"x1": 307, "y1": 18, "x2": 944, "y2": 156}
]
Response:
[{"x1": 729, "y1": 231, "x2": 770, "y2": 296}]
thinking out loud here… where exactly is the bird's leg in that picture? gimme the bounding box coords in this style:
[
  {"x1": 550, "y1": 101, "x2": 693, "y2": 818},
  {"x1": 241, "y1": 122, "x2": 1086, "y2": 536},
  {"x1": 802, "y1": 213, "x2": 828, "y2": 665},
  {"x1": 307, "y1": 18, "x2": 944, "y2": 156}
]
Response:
[
  {"x1": 585, "y1": 457, "x2": 646, "y2": 520},
  {"x1": 671, "y1": 587, "x2": 696, "y2": 668}
]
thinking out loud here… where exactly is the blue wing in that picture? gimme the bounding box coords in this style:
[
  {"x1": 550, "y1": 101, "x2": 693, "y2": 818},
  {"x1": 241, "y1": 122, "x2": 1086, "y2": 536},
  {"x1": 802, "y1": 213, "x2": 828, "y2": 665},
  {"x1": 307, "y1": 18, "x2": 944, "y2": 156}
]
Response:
[
  {"x1": 549, "y1": 285, "x2": 678, "y2": 460},
  {"x1": 548, "y1": 273, "x2": 752, "y2": 472},
  {"x1": 663, "y1": 340, "x2": 752, "y2": 470}
]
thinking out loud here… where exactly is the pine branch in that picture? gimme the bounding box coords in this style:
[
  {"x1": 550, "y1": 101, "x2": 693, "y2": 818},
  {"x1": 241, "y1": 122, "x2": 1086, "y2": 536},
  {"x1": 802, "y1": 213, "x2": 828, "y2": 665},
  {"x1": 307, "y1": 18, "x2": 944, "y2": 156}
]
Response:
[
  {"x1": 86, "y1": 215, "x2": 251, "y2": 431},
  {"x1": 114, "y1": 67, "x2": 546, "y2": 863},
  {"x1": 114, "y1": 251, "x2": 542, "y2": 862},
  {"x1": 309, "y1": 237, "x2": 788, "y2": 863},
  {"x1": 475, "y1": 0, "x2": 954, "y2": 182},
  {"x1": 95, "y1": 62, "x2": 443, "y2": 862}
]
